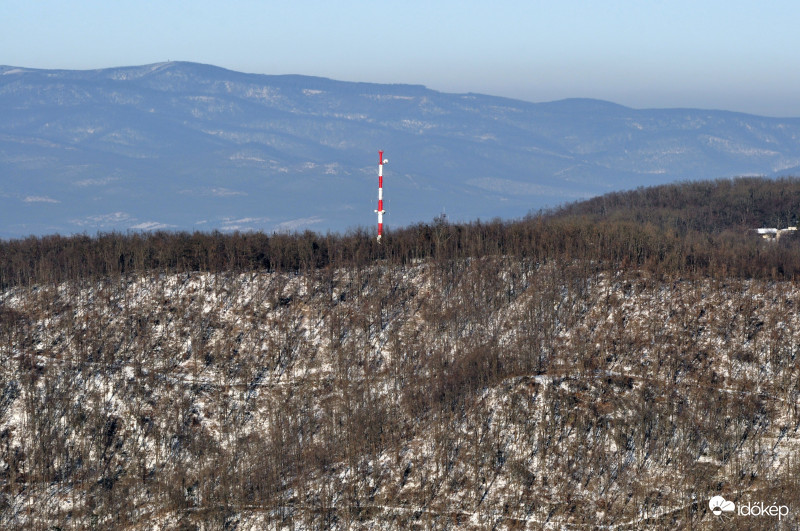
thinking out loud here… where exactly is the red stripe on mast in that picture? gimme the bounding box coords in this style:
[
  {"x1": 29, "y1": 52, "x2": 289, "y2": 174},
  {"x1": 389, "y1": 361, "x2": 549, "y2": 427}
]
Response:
[{"x1": 375, "y1": 150, "x2": 386, "y2": 242}]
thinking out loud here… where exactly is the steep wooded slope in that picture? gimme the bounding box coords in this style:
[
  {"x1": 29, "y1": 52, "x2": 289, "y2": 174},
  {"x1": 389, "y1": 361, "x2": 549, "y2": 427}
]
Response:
[
  {"x1": 2, "y1": 259, "x2": 799, "y2": 529},
  {"x1": 3, "y1": 178, "x2": 800, "y2": 529}
]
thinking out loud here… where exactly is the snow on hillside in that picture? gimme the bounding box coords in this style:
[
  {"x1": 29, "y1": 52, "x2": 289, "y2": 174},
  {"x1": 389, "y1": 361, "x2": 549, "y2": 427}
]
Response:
[{"x1": 1, "y1": 259, "x2": 799, "y2": 528}]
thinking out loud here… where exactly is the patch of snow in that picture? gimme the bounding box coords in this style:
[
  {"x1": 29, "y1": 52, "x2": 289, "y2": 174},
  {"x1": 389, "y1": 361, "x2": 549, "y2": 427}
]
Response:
[{"x1": 23, "y1": 196, "x2": 60, "y2": 204}]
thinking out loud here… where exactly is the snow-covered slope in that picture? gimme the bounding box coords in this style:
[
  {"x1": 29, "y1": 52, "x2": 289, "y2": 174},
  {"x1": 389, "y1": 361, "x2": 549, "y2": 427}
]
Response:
[{"x1": 2, "y1": 258, "x2": 799, "y2": 528}]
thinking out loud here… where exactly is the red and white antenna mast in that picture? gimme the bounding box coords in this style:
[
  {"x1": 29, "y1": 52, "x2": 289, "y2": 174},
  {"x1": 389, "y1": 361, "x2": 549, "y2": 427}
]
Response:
[{"x1": 375, "y1": 150, "x2": 387, "y2": 242}]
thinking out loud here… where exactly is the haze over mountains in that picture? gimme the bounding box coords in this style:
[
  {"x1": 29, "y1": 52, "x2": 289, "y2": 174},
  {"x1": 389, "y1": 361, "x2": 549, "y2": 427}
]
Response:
[{"x1": 3, "y1": 61, "x2": 800, "y2": 238}]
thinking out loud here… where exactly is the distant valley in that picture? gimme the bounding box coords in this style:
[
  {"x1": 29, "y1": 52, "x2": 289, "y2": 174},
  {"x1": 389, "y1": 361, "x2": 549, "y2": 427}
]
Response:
[{"x1": 2, "y1": 61, "x2": 800, "y2": 238}]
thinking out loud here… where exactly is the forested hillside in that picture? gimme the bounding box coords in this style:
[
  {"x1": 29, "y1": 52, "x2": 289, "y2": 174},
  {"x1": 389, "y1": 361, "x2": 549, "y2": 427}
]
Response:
[
  {"x1": 5, "y1": 177, "x2": 800, "y2": 288},
  {"x1": 2, "y1": 177, "x2": 800, "y2": 529}
]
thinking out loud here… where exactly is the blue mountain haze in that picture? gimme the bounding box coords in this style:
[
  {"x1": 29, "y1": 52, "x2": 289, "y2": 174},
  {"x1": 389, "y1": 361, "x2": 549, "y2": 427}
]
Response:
[{"x1": 2, "y1": 62, "x2": 800, "y2": 238}]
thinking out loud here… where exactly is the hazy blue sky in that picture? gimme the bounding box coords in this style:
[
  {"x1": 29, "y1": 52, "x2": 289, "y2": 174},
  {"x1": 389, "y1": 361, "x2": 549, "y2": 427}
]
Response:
[{"x1": 4, "y1": 0, "x2": 800, "y2": 116}]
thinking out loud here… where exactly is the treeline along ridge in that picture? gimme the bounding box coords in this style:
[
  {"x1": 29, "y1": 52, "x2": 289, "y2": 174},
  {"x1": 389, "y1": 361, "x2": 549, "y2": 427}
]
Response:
[{"x1": 3, "y1": 177, "x2": 800, "y2": 287}]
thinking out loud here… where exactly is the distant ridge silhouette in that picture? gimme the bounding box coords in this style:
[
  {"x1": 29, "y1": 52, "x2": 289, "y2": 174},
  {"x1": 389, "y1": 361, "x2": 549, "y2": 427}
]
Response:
[{"x1": 2, "y1": 61, "x2": 800, "y2": 237}]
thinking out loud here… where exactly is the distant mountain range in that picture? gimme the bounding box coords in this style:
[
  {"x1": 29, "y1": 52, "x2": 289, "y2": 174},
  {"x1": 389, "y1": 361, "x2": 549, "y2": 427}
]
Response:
[{"x1": 2, "y1": 61, "x2": 800, "y2": 238}]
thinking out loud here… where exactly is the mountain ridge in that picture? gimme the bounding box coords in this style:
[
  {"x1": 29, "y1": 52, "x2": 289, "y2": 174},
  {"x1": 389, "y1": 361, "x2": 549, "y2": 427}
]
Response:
[{"x1": 3, "y1": 61, "x2": 800, "y2": 238}]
